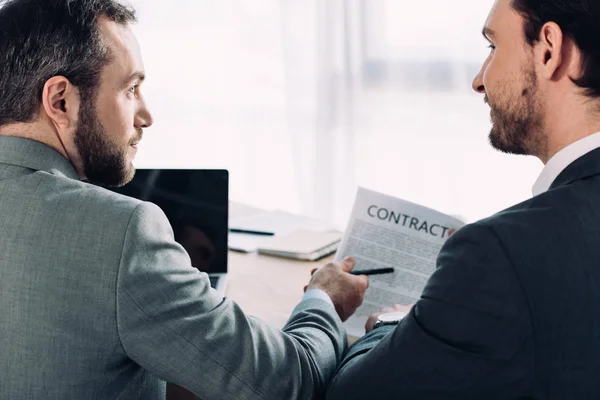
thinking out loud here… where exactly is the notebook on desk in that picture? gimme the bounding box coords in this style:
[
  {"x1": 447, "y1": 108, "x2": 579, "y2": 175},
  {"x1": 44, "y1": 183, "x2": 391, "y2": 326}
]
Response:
[
  {"x1": 257, "y1": 230, "x2": 342, "y2": 261},
  {"x1": 228, "y1": 210, "x2": 338, "y2": 253},
  {"x1": 106, "y1": 169, "x2": 229, "y2": 297}
]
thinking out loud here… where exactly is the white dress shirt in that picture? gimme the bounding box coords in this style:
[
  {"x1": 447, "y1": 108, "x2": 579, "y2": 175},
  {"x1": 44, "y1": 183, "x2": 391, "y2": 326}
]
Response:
[
  {"x1": 532, "y1": 131, "x2": 600, "y2": 196},
  {"x1": 302, "y1": 288, "x2": 334, "y2": 307}
]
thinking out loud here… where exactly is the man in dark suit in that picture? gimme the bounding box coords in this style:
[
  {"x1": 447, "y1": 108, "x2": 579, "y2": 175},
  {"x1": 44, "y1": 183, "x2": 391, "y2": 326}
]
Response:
[{"x1": 327, "y1": 0, "x2": 600, "y2": 399}]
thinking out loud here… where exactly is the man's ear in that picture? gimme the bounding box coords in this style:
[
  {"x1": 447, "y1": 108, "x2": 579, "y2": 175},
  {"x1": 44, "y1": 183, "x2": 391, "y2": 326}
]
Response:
[
  {"x1": 536, "y1": 21, "x2": 564, "y2": 81},
  {"x1": 41, "y1": 76, "x2": 80, "y2": 133}
]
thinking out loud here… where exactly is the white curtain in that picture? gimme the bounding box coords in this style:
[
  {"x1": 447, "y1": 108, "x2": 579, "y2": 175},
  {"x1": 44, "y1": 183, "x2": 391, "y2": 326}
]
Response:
[
  {"x1": 280, "y1": 0, "x2": 362, "y2": 223},
  {"x1": 130, "y1": 0, "x2": 542, "y2": 226}
]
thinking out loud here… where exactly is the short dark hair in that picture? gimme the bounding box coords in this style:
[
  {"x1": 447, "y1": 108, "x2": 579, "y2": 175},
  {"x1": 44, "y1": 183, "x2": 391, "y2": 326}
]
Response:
[
  {"x1": 0, "y1": 0, "x2": 136, "y2": 126},
  {"x1": 511, "y1": 0, "x2": 600, "y2": 98}
]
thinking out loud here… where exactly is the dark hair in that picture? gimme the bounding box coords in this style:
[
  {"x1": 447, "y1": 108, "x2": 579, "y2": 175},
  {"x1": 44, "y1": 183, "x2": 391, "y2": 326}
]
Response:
[
  {"x1": 511, "y1": 0, "x2": 600, "y2": 98},
  {"x1": 0, "y1": 0, "x2": 136, "y2": 126}
]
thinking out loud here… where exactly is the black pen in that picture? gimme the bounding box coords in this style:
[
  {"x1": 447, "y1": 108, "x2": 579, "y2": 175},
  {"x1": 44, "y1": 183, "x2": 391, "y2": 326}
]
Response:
[
  {"x1": 351, "y1": 268, "x2": 395, "y2": 276},
  {"x1": 229, "y1": 228, "x2": 275, "y2": 236}
]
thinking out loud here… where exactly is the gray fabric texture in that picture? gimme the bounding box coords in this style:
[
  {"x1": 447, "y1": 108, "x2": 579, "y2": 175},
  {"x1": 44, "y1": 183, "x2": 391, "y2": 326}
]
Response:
[{"x1": 0, "y1": 136, "x2": 346, "y2": 400}]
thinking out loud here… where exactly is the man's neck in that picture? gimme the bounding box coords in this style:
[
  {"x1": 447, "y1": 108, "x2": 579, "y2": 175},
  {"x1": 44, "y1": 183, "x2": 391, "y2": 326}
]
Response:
[
  {"x1": 539, "y1": 97, "x2": 600, "y2": 164},
  {"x1": 543, "y1": 126, "x2": 600, "y2": 164}
]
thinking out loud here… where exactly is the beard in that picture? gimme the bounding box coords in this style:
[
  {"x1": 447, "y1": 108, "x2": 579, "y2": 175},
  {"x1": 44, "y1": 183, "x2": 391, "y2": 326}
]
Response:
[
  {"x1": 487, "y1": 67, "x2": 547, "y2": 157},
  {"x1": 73, "y1": 94, "x2": 141, "y2": 187}
]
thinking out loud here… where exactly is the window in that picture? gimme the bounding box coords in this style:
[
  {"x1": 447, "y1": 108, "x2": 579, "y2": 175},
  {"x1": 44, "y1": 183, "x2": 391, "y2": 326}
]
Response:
[{"x1": 130, "y1": 0, "x2": 542, "y2": 226}]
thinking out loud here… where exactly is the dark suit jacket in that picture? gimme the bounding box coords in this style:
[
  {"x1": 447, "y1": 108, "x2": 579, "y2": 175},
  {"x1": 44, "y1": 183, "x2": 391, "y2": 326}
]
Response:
[{"x1": 327, "y1": 147, "x2": 600, "y2": 400}]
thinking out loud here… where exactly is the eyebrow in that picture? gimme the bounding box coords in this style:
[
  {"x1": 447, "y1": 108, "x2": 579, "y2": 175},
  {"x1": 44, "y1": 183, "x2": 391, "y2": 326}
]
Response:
[
  {"x1": 482, "y1": 26, "x2": 495, "y2": 41},
  {"x1": 125, "y1": 71, "x2": 146, "y2": 85}
]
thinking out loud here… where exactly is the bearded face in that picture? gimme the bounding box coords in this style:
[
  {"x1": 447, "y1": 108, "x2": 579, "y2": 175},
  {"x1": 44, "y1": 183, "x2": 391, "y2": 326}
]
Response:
[
  {"x1": 486, "y1": 65, "x2": 547, "y2": 157},
  {"x1": 73, "y1": 93, "x2": 141, "y2": 187}
]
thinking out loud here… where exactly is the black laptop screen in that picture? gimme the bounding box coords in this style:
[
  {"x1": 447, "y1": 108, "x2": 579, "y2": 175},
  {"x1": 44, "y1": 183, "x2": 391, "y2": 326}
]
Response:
[{"x1": 108, "y1": 169, "x2": 229, "y2": 274}]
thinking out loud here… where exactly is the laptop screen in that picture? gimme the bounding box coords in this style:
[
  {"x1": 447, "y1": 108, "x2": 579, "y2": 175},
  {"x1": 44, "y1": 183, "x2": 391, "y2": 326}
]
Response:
[{"x1": 107, "y1": 169, "x2": 229, "y2": 274}]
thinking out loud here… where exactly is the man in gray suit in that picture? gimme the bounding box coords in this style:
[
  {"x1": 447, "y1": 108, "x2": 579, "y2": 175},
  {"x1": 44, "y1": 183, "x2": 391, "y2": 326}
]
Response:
[
  {"x1": 0, "y1": 0, "x2": 369, "y2": 399},
  {"x1": 327, "y1": 0, "x2": 600, "y2": 399}
]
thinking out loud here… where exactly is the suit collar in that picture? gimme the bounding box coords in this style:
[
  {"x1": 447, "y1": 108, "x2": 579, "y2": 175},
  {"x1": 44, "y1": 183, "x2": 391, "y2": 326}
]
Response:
[
  {"x1": 533, "y1": 131, "x2": 600, "y2": 196},
  {"x1": 549, "y1": 146, "x2": 600, "y2": 192},
  {"x1": 0, "y1": 136, "x2": 80, "y2": 180}
]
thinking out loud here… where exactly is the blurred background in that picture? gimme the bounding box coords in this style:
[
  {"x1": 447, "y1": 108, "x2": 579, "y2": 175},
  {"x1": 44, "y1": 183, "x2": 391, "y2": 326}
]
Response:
[{"x1": 129, "y1": 0, "x2": 542, "y2": 227}]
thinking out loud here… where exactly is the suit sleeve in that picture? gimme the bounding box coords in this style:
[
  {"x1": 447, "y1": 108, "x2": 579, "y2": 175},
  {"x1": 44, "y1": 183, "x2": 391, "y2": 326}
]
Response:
[
  {"x1": 115, "y1": 202, "x2": 347, "y2": 400},
  {"x1": 326, "y1": 222, "x2": 534, "y2": 400}
]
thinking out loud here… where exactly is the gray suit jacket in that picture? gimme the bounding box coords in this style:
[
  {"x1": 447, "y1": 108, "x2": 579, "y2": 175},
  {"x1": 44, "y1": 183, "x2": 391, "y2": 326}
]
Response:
[
  {"x1": 0, "y1": 136, "x2": 346, "y2": 400},
  {"x1": 327, "y1": 147, "x2": 600, "y2": 399}
]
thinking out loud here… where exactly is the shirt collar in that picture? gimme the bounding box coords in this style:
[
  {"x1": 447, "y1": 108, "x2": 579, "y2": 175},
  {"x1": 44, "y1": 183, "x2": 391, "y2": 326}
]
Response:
[
  {"x1": 532, "y1": 131, "x2": 600, "y2": 196},
  {"x1": 0, "y1": 136, "x2": 80, "y2": 180}
]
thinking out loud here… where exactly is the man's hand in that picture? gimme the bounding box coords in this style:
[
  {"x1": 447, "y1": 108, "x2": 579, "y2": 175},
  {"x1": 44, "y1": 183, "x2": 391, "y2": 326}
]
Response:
[
  {"x1": 305, "y1": 257, "x2": 369, "y2": 321},
  {"x1": 365, "y1": 304, "x2": 412, "y2": 333}
]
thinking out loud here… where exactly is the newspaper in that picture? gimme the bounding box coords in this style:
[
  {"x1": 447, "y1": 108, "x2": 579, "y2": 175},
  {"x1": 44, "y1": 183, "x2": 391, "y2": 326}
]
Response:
[{"x1": 334, "y1": 187, "x2": 465, "y2": 337}]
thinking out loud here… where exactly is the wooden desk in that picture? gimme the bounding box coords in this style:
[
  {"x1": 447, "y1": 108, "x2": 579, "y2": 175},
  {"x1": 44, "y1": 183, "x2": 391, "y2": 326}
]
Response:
[
  {"x1": 224, "y1": 203, "x2": 335, "y2": 327},
  {"x1": 226, "y1": 250, "x2": 333, "y2": 327}
]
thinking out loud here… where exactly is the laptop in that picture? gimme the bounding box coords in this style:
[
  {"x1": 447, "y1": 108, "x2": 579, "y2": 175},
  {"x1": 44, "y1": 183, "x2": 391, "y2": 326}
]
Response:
[{"x1": 107, "y1": 169, "x2": 229, "y2": 297}]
